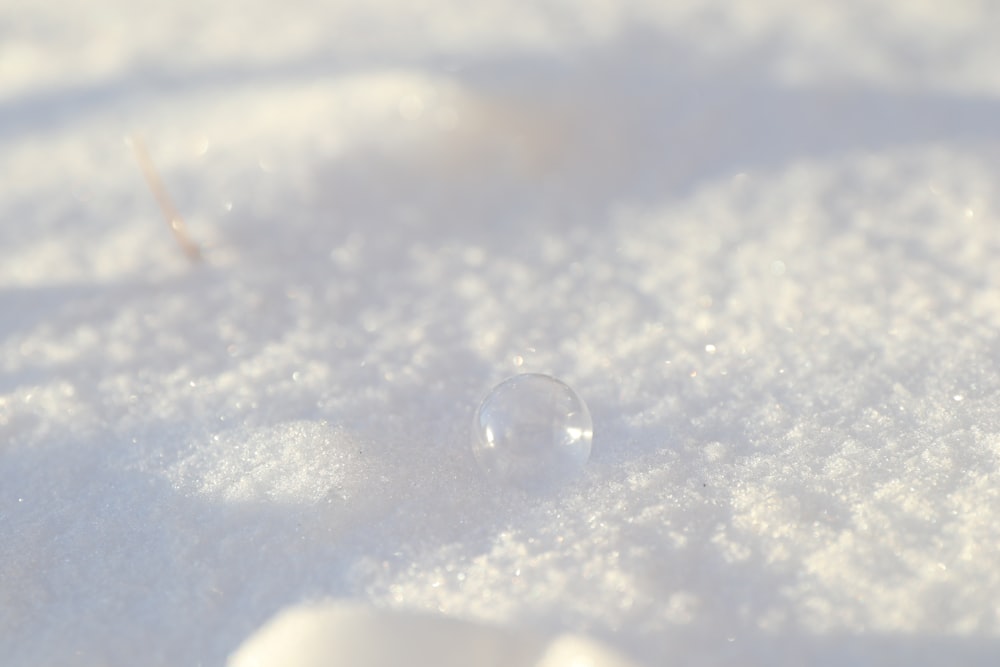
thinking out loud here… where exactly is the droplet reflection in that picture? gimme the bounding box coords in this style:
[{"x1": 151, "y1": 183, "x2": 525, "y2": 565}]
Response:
[{"x1": 471, "y1": 373, "x2": 593, "y2": 491}]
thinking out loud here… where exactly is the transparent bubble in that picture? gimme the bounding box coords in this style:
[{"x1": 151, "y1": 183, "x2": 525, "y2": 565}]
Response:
[{"x1": 471, "y1": 373, "x2": 593, "y2": 490}]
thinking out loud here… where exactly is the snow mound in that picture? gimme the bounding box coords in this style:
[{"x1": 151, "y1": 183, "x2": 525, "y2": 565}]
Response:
[{"x1": 229, "y1": 601, "x2": 639, "y2": 667}]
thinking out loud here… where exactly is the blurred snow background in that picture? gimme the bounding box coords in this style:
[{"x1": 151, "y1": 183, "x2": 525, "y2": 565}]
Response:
[{"x1": 3, "y1": 0, "x2": 1000, "y2": 665}]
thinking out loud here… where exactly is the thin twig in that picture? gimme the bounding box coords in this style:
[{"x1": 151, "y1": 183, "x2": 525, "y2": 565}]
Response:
[{"x1": 128, "y1": 135, "x2": 202, "y2": 263}]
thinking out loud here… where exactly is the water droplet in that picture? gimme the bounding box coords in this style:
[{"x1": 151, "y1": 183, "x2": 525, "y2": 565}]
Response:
[{"x1": 471, "y1": 373, "x2": 593, "y2": 490}]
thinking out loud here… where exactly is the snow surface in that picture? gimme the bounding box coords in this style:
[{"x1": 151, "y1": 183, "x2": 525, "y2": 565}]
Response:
[
  {"x1": 228, "y1": 601, "x2": 640, "y2": 667},
  {"x1": 3, "y1": 0, "x2": 1000, "y2": 665}
]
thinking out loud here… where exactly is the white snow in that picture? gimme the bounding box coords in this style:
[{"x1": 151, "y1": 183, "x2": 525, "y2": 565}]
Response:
[
  {"x1": 2, "y1": 0, "x2": 1000, "y2": 665},
  {"x1": 228, "y1": 601, "x2": 640, "y2": 667}
]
